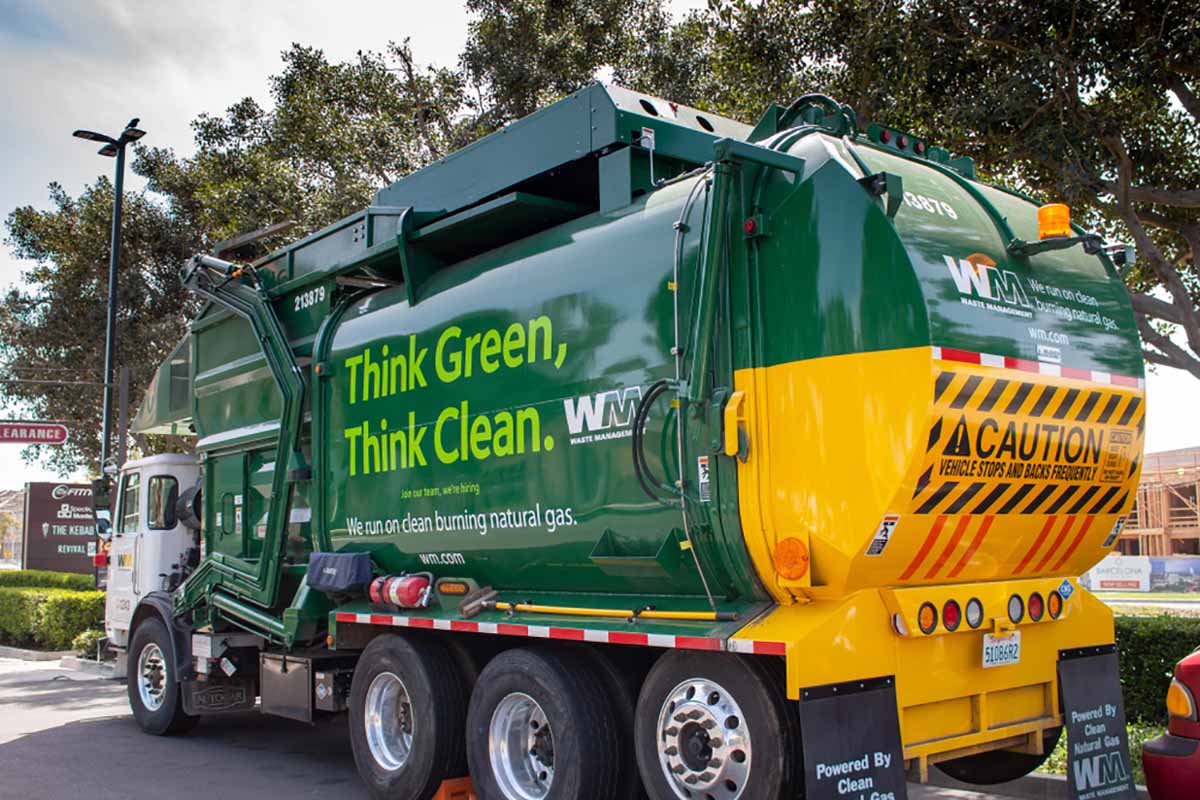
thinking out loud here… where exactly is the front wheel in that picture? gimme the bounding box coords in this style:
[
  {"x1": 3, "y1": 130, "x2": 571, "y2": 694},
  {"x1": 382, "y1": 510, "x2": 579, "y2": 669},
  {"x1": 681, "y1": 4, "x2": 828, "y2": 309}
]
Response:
[{"x1": 127, "y1": 616, "x2": 198, "y2": 735}]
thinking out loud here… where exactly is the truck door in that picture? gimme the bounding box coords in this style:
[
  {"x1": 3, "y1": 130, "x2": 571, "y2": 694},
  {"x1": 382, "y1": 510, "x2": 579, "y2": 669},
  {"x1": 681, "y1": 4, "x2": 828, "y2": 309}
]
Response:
[{"x1": 104, "y1": 470, "x2": 142, "y2": 644}]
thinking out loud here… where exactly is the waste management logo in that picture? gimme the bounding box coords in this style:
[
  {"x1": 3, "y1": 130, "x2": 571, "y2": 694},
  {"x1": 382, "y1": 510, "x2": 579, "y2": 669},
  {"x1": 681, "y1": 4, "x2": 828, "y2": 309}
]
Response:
[
  {"x1": 944, "y1": 253, "x2": 1033, "y2": 318},
  {"x1": 564, "y1": 386, "x2": 642, "y2": 445}
]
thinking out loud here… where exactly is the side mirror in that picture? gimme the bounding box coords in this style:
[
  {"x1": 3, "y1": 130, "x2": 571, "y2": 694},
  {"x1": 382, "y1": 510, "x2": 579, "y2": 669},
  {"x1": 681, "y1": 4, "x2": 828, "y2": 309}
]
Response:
[{"x1": 95, "y1": 515, "x2": 112, "y2": 541}]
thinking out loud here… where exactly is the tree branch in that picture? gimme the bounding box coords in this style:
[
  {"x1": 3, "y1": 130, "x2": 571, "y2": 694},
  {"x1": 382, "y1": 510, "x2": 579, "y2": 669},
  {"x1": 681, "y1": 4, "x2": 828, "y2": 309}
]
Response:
[
  {"x1": 1132, "y1": 292, "x2": 1187, "y2": 326},
  {"x1": 1097, "y1": 181, "x2": 1200, "y2": 208},
  {"x1": 1167, "y1": 73, "x2": 1200, "y2": 123},
  {"x1": 1137, "y1": 315, "x2": 1200, "y2": 380},
  {"x1": 1102, "y1": 132, "x2": 1200, "y2": 356}
]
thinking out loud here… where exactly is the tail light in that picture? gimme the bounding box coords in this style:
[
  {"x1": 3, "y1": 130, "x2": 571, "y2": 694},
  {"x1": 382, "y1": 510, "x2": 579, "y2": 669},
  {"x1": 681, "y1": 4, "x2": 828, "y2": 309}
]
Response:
[
  {"x1": 942, "y1": 600, "x2": 962, "y2": 632},
  {"x1": 92, "y1": 553, "x2": 108, "y2": 568},
  {"x1": 1048, "y1": 591, "x2": 1063, "y2": 619},
  {"x1": 1007, "y1": 594, "x2": 1025, "y2": 624},
  {"x1": 918, "y1": 602, "x2": 938, "y2": 634},
  {"x1": 965, "y1": 598, "x2": 984, "y2": 629},
  {"x1": 1028, "y1": 592, "x2": 1045, "y2": 622}
]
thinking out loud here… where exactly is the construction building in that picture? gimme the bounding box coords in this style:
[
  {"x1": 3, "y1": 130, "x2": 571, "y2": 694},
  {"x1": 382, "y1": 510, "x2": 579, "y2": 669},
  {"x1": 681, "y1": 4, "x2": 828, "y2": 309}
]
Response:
[{"x1": 1119, "y1": 446, "x2": 1200, "y2": 556}]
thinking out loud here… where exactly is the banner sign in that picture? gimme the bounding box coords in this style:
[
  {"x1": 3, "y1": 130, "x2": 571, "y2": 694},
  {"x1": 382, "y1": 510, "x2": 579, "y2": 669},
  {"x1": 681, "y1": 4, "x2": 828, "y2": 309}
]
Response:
[
  {"x1": 0, "y1": 421, "x2": 68, "y2": 445},
  {"x1": 1058, "y1": 647, "x2": 1136, "y2": 800},
  {"x1": 21, "y1": 482, "x2": 95, "y2": 574},
  {"x1": 1083, "y1": 554, "x2": 1151, "y2": 592},
  {"x1": 800, "y1": 676, "x2": 908, "y2": 800}
]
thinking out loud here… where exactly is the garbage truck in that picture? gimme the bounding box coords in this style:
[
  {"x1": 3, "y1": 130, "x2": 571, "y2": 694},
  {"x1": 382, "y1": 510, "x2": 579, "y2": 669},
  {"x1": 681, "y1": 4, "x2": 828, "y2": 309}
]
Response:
[{"x1": 98, "y1": 84, "x2": 1146, "y2": 800}]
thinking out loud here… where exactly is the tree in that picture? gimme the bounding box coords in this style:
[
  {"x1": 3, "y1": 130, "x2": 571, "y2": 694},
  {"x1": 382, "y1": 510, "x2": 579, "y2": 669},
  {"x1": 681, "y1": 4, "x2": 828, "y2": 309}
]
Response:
[{"x1": 2, "y1": 42, "x2": 482, "y2": 474}]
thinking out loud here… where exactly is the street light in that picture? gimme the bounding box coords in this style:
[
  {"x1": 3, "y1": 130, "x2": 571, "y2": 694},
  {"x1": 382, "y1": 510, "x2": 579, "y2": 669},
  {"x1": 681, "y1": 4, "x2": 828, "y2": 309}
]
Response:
[{"x1": 72, "y1": 118, "x2": 145, "y2": 476}]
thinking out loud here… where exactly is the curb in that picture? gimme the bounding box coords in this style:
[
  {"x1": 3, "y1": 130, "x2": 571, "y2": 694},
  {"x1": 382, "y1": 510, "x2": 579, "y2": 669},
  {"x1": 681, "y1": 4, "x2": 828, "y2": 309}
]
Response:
[
  {"x1": 927, "y1": 768, "x2": 1149, "y2": 800},
  {"x1": 58, "y1": 656, "x2": 119, "y2": 679},
  {"x1": 0, "y1": 644, "x2": 74, "y2": 661}
]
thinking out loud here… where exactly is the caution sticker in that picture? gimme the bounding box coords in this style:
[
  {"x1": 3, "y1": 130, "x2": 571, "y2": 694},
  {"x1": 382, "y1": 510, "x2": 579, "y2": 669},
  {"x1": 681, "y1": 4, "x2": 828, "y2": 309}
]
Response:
[
  {"x1": 866, "y1": 514, "x2": 900, "y2": 556},
  {"x1": 697, "y1": 455, "x2": 711, "y2": 503},
  {"x1": 910, "y1": 366, "x2": 1144, "y2": 518}
]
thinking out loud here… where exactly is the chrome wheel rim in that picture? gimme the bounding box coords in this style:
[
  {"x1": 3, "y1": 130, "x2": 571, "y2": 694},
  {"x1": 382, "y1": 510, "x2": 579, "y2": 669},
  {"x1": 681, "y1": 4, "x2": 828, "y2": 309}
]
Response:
[
  {"x1": 136, "y1": 642, "x2": 167, "y2": 712},
  {"x1": 365, "y1": 671, "x2": 414, "y2": 771},
  {"x1": 489, "y1": 692, "x2": 554, "y2": 800},
  {"x1": 656, "y1": 678, "x2": 751, "y2": 800}
]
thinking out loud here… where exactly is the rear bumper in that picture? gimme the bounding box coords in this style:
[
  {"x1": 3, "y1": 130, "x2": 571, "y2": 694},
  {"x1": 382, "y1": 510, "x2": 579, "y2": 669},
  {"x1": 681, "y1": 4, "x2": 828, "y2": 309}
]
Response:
[
  {"x1": 730, "y1": 580, "x2": 1115, "y2": 778},
  {"x1": 1142, "y1": 733, "x2": 1200, "y2": 800}
]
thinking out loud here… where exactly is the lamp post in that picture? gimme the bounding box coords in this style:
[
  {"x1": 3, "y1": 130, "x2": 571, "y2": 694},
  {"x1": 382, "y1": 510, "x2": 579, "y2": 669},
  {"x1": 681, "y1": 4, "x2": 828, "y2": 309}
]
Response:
[{"x1": 72, "y1": 118, "x2": 145, "y2": 475}]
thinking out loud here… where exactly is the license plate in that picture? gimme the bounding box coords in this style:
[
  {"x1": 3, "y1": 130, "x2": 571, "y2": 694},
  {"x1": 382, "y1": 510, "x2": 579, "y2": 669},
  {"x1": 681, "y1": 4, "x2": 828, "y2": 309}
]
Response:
[{"x1": 982, "y1": 631, "x2": 1021, "y2": 668}]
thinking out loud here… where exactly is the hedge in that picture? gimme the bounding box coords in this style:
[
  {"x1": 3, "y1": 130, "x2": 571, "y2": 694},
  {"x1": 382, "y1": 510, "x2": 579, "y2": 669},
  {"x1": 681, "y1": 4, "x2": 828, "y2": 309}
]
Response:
[
  {"x1": 0, "y1": 587, "x2": 105, "y2": 650},
  {"x1": 1115, "y1": 614, "x2": 1200, "y2": 724},
  {"x1": 0, "y1": 569, "x2": 95, "y2": 591}
]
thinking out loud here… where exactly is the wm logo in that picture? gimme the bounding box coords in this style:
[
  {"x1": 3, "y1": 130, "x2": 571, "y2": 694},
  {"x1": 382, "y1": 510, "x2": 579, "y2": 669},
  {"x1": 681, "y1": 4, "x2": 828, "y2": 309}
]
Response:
[
  {"x1": 1073, "y1": 752, "x2": 1129, "y2": 791},
  {"x1": 564, "y1": 387, "x2": 643, "y2": 436},
  {"x1": 944, "y1": 253, "x2": 1031, "y2": 309}
]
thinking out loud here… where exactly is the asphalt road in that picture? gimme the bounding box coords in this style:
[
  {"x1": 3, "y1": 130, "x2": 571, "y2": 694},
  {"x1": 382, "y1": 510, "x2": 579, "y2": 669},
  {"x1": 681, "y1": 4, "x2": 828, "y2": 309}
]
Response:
[{"x1": 0, "y1": 657, "x2": 1029, "y2": 800}]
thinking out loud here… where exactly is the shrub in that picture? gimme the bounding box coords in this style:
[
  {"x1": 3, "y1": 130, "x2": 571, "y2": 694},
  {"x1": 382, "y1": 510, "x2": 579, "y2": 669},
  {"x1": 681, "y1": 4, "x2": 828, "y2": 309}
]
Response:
[
  {"x1": 0, "y1": 587, "x2": 105, "y2": 650},
  {"x1": 0, "y1": 569, "x2": 95, "y2": 592},
  {"x1": 0, "y1": 587, "x2": 42, "y2": 644},
  {"x1": 72, "y1": 628, "x2": 107, "y2": 659},
  {"x1": 1115, "y1": 614, "x2": 1200, "y2": 723}
]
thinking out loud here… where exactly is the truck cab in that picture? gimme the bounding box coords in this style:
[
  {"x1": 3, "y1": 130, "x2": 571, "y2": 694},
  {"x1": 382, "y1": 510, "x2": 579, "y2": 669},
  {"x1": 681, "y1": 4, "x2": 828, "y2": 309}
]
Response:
[{"x1": 103, "y1": 454, "x2": 199, "y2": 650}]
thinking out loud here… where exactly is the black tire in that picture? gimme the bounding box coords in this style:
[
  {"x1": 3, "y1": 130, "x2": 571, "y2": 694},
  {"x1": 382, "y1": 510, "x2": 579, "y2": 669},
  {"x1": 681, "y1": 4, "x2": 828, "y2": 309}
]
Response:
[
  {"x1": 348, "y1": 633, "x2": 469, "y2": 800},
  {"x1": 466, "y1": 646, "x2": 623, "y2": 800},
  {"x1": 586, "y1": 647, "x2": 649, "y2": 800},
  {"x1": 635, "y1": 651, "x2": 801, "y2": 800},
  {"x1": 935, "y1": 727, "x2": 1063, "y2": 785},
  {"x1": 127, "y1": 616, "x2": 198, "y2": 736}
]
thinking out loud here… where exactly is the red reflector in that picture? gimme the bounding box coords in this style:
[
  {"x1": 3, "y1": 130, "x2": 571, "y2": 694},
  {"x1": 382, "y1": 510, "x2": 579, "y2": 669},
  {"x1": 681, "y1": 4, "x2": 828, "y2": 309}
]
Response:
[
  {"x1": 880, "y1": 129, "x2": 892, "y2": 144},
  {"x1": 92, "y1": 553, "x2": 107, "y2": 567},
  {"x1": 743, "y1": 218, "x2": 758, "y2": 236},
  {"x1": 1028, "y1": 592, "x2": 1045, "y2": 622},
  {"x1": 914, "y1": 140, "x2": 926, "y2": 155},
  {"x1": 942, "y1": 600, "x2": 962, "y2": 631},
  {"x1": 898, "y1": 135, "x2": 909, "y2": 149}
]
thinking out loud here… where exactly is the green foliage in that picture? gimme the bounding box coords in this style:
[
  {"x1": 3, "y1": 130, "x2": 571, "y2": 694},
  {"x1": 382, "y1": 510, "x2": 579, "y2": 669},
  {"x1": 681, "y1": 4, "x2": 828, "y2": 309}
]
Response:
[
  {"x1": 1115, "y1": 613, "x2": 1200, "y2": 724},
  {"x1": 72, "y1": 627, "x2": 106, "y2": 659},
  {"x1": 0, "y1": 587, "x2": 105, "y2": 650},
  {"x1": 0, "y1": 569, "x2": 96, "y2": 591}
]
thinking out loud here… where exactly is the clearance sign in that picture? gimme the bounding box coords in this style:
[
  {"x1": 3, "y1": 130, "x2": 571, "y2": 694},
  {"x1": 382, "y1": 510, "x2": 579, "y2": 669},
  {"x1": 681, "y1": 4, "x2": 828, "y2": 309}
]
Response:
[
  {"x1": 912, "y1": 366, "x2": 1141, "y2": 519},
  {"x1": 879, "y1": 349, "x2": 1144, "y2": 585}
]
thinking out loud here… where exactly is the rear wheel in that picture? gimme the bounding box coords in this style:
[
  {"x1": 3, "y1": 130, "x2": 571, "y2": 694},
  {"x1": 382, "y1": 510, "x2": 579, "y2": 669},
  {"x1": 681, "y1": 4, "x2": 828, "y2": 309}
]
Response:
[
  {"x1": 466, "y1": 647, "x2": 624, "y2": 800},
  {"x1": 935, "y1": 727, "x2": 1063, "y2": 785},
  {"x1": 348, "y1": 633, "x2": 468, "y2": 800},
  {"x1": 635, "y1": 651, "x2": 800, "y2": 800},
  {"x1": 127, "y1": 616, "x2": 198, "y2": 735}
]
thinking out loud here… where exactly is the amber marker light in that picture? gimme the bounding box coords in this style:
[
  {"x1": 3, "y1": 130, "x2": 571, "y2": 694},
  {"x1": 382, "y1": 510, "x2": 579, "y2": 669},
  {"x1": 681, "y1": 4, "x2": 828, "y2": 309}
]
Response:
[
  {"x1": 773, "y1": 537, "x2": 810, "y2": 580},
  {"x1": 918, "y1": 602, "x2": 938, "y2": 634},
  {"x1": 1038, "y1": 203, "x2": 1071, "y2": 239},
  {"x1": 1048, "y1": 591, "x2": 1063, "y2": 619},
  {"x1": 1167, "y1": 678, "x2": 1197, "y2": 721},
  {"x1": 436, "y1": 580, "x2": 470, "y2": 596}
]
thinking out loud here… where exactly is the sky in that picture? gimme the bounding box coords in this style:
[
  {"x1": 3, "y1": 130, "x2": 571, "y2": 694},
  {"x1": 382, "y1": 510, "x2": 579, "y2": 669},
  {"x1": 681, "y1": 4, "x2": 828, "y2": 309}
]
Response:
[{"x1": 0, "y1": 0, "x2": 1197, "y2": 488}]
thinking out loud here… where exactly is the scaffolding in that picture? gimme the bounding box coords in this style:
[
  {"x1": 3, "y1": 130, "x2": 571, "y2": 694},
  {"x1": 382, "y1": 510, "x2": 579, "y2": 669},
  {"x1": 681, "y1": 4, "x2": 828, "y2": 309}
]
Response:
[{"x1": 1120, "y1": 447, "x2": 1200, "y2": 556}]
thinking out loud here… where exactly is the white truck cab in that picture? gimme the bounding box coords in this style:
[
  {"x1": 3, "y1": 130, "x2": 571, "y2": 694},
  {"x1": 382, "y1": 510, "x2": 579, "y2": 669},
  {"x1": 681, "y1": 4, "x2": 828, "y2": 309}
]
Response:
[{"x1": 104, "y1": 453, "x2": 200, "y2": 649}]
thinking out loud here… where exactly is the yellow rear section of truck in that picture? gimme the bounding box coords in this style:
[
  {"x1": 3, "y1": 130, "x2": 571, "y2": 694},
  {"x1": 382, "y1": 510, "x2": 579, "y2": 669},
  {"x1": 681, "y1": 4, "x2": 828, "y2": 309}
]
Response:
[{"x1": 729, "y1": 344, "x2": 1143, "y2": 776}]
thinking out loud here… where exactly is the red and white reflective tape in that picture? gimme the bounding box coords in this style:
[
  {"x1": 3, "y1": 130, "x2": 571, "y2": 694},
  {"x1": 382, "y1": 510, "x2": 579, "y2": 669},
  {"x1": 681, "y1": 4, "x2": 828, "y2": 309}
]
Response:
[
  {"x1": 932, "y1": 346, "x2": 1144, "y2": 390},
  {"x1": 333, "y1": 611, "x2": 787, "y2": 656}
]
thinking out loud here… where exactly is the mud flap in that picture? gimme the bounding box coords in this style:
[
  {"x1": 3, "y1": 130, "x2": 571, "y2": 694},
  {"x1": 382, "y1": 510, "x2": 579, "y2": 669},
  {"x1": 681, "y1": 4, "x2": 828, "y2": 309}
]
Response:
[
  {"x1": 799, "y1": 675, "x2": 908, "y2": 800},
  {"x1": 1058, "y1": 646, "x2": 1137, "y2": 800}
]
